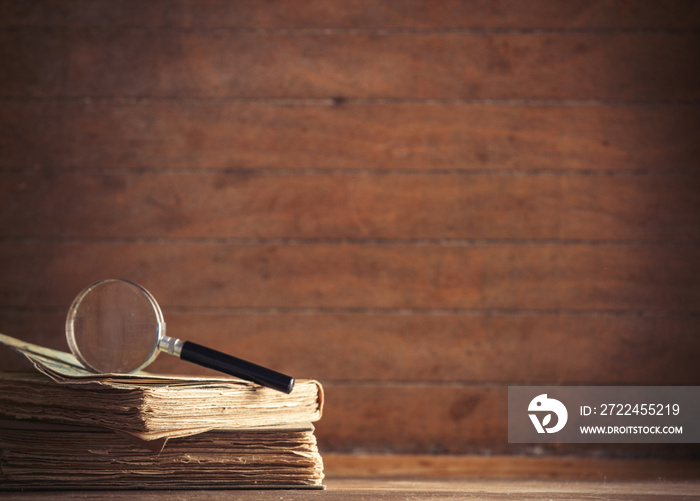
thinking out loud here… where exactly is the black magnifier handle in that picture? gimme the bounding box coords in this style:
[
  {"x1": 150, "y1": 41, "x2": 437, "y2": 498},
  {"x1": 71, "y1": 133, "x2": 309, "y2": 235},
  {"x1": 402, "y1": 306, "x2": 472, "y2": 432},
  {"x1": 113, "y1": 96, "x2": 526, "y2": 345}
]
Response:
[{"x1": 179, "y1": 341, "x2": 295, "y2": 394}]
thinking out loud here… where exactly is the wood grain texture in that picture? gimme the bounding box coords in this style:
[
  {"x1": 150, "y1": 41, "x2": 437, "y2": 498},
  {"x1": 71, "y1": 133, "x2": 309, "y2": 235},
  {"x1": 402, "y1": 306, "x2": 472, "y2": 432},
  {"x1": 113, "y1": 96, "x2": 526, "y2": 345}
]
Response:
[
  {"x1": 318, "y1": 384, "x2": 507, "y2": 453},
  {"x1": 0, "y1": 242, "x2": 698, "y2": 311},
  {"x1": 1, "y1": 31, "x2": 699, "y2": 100},
  {"x1": 1, "y1": 478, "x2": 700, "y2": 500},
  {"x1": 2, "y1": 102, "x2": 699, "y2": 172},
  {"x1": 322, "y1": 455, "x2": 700, "y2": 480},
  {"x1": 2, "y1": 171, "x2": 699, "y2": 241},
  {"x1": 2, "y1": 0, "x2": 700, "y2": 29}
]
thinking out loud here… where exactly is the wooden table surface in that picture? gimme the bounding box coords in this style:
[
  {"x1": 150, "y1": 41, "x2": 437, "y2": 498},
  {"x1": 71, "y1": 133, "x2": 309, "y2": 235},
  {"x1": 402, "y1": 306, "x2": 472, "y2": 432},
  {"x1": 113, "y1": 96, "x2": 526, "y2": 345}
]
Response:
[
  {"x1": 1, "y1": 478, "x2": 699, "y2": 501},
  {"x1": 3, "y1": 454, "x2": 699, "y2": 499}
]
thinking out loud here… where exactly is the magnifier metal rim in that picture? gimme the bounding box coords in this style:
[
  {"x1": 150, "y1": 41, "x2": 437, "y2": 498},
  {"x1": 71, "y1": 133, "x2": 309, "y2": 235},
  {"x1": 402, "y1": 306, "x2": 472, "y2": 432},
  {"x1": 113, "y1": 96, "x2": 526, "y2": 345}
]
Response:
[{"x1": 65, "y1": 278, "x2": 166, "y2": 374}]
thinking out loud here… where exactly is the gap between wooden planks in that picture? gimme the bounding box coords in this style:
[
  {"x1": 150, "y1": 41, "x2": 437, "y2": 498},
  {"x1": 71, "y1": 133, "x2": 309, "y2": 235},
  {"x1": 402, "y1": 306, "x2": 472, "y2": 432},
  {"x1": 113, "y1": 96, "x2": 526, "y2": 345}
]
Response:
[{"x1": 322, "y1": 454, "x2": 700, "y2": 480}]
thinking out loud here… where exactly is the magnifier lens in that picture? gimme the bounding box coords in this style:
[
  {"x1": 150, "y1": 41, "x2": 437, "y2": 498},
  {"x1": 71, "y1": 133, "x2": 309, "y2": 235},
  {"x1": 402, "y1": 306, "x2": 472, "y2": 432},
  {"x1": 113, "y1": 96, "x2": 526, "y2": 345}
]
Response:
[
  {"x1": 66, "y1": 279, "x2": 164, "y2": 374},
  {"x1": 66, "y1": 279, "x2": 294, "y2": 393}
]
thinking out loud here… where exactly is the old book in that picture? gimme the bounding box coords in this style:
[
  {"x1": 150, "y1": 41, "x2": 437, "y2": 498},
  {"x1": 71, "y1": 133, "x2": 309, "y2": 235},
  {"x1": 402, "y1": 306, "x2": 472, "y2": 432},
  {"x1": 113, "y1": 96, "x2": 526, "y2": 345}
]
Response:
[
  {"x1": 0, "y1": 334, "x2": 325, "y2": 489},
  {"x1": 0, "y1": 371, "x2": 323, "y2": 441},
  {"x1": 0, "y1": 333, "x2": 323, "y2": 440},
  {"x1": 0, "y1": 419, "x2": 324, "y2": 490}
]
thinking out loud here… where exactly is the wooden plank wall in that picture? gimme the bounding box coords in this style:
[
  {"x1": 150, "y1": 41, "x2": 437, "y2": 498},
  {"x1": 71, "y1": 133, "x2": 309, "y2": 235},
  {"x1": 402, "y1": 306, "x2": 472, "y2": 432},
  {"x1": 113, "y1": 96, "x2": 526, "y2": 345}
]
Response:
[{"x1": 1, "y1": 1, "x2": 699, "y2": 457}]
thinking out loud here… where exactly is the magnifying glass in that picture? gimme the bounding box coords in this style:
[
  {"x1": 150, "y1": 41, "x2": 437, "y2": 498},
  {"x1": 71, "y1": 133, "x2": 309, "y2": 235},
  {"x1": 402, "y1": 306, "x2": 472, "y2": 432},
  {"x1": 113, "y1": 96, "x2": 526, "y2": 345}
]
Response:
[{"x1": 65, "y1": 279, "x2": 294, "y2": 393}]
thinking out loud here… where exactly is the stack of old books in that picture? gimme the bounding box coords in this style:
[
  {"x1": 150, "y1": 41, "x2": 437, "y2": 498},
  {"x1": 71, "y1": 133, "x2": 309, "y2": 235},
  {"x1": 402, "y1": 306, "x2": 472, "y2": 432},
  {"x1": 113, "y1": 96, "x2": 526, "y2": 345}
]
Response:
[{"x1": 0, "y1": 333, "x2": 324, "y2": 490}]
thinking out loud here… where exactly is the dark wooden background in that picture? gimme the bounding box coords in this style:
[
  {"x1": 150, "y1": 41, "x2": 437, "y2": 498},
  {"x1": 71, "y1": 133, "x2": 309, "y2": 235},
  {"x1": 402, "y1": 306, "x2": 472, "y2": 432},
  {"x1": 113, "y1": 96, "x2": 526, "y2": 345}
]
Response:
[{"x1": 1, "y1": 1, "x2": 699, "y2": 458}]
